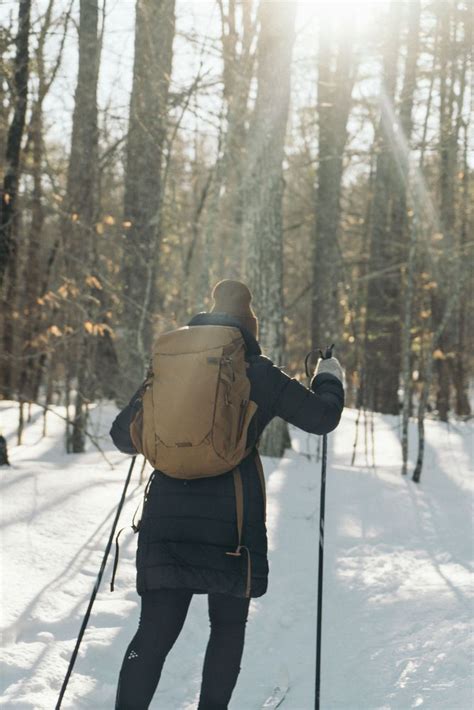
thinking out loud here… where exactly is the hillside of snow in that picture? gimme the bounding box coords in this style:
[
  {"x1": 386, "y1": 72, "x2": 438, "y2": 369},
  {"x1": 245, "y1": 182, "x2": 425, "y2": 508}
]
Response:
[{"x1": 0, "y1": 400, "x2": 472, "y2": 709}]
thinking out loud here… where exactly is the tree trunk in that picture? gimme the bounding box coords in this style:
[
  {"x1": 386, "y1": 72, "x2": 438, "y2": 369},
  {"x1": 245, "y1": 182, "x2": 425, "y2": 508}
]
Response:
[
  {"x1": 62, "y1": 0, "x2": 100, "y2": 452},
  {"x1": 0, "y1": 434, "x2": 9, "y2": 465},
  {"x1": 0, "y1": 0, "x2": 31, "y2": 399},
  {"x1": 363, "y1": 0, "x2": 402, "y2": 414},
  {"x1": 449, "y1": 4, "x2": 471, "y2": 417},
  {"x1": 432, "y1": 0, "x2": 468, "y2": 421},
  {"x1": 218, "y1": 0, "x2": 256, "y2": 278},
  {"x1": 413, "y1": 264, "x2": 468, "y2": 483},
  {"x1": 18, "y1": 0, "x2": 57, "y2": 404},
  {"x1": 393, "y1": 0, "x2": 421, "y2": 473},
  {"x1": 433, "y1": 0, "x2": 454, "y2": 421},
  {"x1": 312, "y1": 18, "x2": 355, "y2": 351},
  {"x1": 241, "y1": 0, "x2": 297, "y2": 457},
  {"x1": 401, "y1": 213, "x2": 417, "y2": 476},
  {"x1": 452, "y1": 123, "x2": 471, "y2": 416},
  {"x1": 121, "y1": 0, "x2": 176, "y2": 395},
  {"x1": 0, "y1": 0, "x2": 31, "y2": 287}
]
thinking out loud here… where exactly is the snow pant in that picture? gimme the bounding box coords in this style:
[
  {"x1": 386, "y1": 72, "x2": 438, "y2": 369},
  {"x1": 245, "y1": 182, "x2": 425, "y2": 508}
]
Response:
[{"x1": 115, "y1": 588, "x2": 251, "y2": 710}]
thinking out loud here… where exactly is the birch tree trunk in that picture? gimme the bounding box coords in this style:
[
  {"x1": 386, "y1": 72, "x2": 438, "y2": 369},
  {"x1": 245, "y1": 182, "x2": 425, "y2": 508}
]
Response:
[
  {"x1": 241, "y1": 0, "x2": 297, "y2": 457},
  {"x1": 401, "y1": 213, "x2": 417, "y2": 476},
  {"x1": 197, "y1": 0, "x2": 257, "y2": 301},
  {"x1": 412, "y1": 265, "x2": 469, "y2": 483},
  {"x1": 312, "y1": 18, "x2": 355, "y2": 351},
  {"x1": 218, "y1": 0, "x2": 256, "y2": 278},
  {"x1": 394, "y1": 0, "x2": 421, "y2": 473},
  {"x1": 121, "y1": 0, "x2": 176, "y2": 395}
]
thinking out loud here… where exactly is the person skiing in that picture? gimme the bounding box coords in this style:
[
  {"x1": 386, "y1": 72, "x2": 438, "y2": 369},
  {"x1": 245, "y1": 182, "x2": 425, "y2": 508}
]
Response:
[{"x1": 110, "y1": 279, "x2": 344, "y2": 710}]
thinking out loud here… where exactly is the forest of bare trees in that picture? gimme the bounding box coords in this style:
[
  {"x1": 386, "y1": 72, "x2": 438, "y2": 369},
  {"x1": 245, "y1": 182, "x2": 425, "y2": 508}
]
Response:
[{"x1": 0, "y1": 0, "x2": 472, "y2": 477}]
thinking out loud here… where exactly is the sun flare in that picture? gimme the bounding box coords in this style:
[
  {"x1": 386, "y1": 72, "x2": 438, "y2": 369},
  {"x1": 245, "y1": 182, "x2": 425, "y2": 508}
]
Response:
[{"x1": 297, "y1": 0, "x2": 389, "y2": 32}]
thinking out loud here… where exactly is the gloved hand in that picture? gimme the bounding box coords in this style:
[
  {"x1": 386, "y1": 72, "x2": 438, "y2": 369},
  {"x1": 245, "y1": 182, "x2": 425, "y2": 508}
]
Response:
[{"x1": 314, "y1": 356, "x2": 344, "y2": 384}]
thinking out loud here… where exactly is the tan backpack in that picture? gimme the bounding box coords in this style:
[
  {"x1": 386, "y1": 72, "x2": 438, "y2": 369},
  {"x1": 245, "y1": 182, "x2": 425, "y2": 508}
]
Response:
[{"x1": 130, "y1": 324, "x2": 258, "y2": 477}]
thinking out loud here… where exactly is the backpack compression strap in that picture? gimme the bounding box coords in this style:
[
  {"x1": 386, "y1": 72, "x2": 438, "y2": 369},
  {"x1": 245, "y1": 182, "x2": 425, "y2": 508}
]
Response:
[
  {"x1": 225, "y1": 454, "x2": 264, "y2": 599},
  {"x1": 226, "y1": 468, "x2": 244, "y2": 556},
  {"x1": 226, "y1": 468, "x2": 252, "y2": 598}
]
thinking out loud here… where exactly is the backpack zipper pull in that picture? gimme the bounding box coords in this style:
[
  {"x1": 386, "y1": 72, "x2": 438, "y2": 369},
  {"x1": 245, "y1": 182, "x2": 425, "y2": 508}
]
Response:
[{"x1": 222, "y1": 356, "x2": 235, "y2": 381}]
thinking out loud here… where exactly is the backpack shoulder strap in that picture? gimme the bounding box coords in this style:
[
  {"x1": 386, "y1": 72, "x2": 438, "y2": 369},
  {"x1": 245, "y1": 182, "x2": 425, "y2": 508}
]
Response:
[
  {"x1": 225, "y1": 466, "x2": 252, "y2": 598},
  {"x1": 226, "y1": 468, "x2": 244, "y2": 557},
  {"x1": 254, "y1": 451, "x2": 266, "y2": 522}
]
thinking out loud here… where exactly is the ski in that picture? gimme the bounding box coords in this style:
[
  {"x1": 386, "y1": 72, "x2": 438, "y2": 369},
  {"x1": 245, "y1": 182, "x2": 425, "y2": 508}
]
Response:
[{"x1": 261, "y1": 667, "x2": 289, "y2": 709}]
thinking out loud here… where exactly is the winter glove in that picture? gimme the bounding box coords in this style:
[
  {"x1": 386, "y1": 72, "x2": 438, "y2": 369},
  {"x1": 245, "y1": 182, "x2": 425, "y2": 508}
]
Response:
[
  {"x1": 314, "y1": 356, "x2": 344, "y2": 384},
  {"x1": 310, "y1": 356, "x2": 345, "y2": 419},
  {"x1": 109, "y1": 383, "x2": 147, "y2": 455}
]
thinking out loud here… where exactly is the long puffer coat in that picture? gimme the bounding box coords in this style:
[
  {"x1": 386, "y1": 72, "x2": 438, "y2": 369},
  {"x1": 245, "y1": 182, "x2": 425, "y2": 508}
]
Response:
[{"x1": 110, "y1": 312, "x2": 344, "y2": 599}]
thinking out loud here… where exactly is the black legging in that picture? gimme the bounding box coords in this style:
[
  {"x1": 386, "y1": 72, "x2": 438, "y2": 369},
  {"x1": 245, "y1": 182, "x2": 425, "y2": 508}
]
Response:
[{"x1": 115, "y1": 589, "x2": 250, "y2": 710}]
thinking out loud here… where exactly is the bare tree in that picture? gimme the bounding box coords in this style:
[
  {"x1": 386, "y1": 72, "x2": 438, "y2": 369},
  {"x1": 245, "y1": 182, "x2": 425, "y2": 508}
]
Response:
[
  {"x1": 241, "y1": 0, "x2": 297, "y2": 457},
  {"x1": 217, "y1": 0, "x2": 256, "y2": 276},
  {"x1": 0, "y1": 0, "x2": 31, "y2": 399},
  {"x1": 17, "y1": 0, "x2": 69, "y2": 410},
  {"x1": 363, "y1": 0, "x2": 402, "y2": 414},
  {"x1": 433, "y1": 0, "x2": 470, "y2": 420},
  {"x1": 395, "y1": 0, "x2": 421, "y2": 473},
  {"x1": 452, "y1": 120, "x2": 471, "y2": 416},
  {"x1": 412, "y1": 262, "x2": 469, "y2": 483},
  {"x1": 312, "y1": 16, "x2": 356, "y2": 351},
  {"x1": 0, "y1": 0, "x2": 31, "y2": 286},
  {"x1": 121, "y1": 0, "x2": 176, "y2": 395},
  {"x1": 62, "y1": 0, "x2": 100, "y2": 452}
]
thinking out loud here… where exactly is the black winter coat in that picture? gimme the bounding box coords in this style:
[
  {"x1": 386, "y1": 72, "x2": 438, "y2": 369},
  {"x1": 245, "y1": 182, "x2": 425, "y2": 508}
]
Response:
[{"x1": 110, "y1": 313, "x2": 344, "y2": 599}]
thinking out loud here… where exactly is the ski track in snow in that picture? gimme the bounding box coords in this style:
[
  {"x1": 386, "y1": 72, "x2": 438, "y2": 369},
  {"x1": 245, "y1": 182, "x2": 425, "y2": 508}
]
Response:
[{"x1": 0, "y1": 401, "x2": 472, "y2": 709}]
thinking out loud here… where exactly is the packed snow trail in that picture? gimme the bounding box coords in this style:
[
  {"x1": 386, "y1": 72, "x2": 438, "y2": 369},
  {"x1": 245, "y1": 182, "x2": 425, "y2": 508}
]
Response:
[{"x1": 0, "y1": 401, "x2": 472, "y2": 709}]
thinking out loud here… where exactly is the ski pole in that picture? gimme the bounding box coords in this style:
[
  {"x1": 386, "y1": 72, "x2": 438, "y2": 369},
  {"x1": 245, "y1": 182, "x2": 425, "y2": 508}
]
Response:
[
  {"x1": 305, "y1": 344, "x2": 334, "y2": 710},
  {"x1": 56, "y1": 455, "x2": 137, "y2": 709}
]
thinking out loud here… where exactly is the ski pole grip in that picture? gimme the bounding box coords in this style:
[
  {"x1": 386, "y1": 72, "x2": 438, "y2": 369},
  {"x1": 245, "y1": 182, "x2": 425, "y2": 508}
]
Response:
[
  {"x1": 319, "y1": 343, "x2": 335, "y2": 360},
  {"x1": 304, "y1": 344, "x2": 336, "y2": 378}
]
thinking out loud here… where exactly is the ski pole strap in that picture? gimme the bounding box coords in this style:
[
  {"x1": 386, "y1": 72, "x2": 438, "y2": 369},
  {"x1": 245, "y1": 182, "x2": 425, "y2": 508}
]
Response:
[
  {"x1": 110, "y1": 526, "x2": 128, "y2": 592},
  {"x1": 110, "y1": 469, "x2": 156, "y2": 592},
  {"x1": 131, "y1": 500, "x2": 142, "y2": 533},
  {"x1": 304, "y1": 344, "x2": 336, "y2": 378},
  {"x1": 131, "y1": 470, "x2": 155, "y2": 532}
]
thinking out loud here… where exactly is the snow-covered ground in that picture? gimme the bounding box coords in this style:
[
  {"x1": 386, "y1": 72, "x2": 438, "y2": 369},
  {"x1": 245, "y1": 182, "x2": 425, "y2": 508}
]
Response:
[{"x1": 0, "y1": 400, "x2": 472, "y2": 709}]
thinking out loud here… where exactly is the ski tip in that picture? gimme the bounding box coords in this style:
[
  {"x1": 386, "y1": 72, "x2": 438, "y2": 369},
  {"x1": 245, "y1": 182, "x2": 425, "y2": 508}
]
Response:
[{"x1": 261, "y1": 666, "x2": 289, "y2": 709}]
